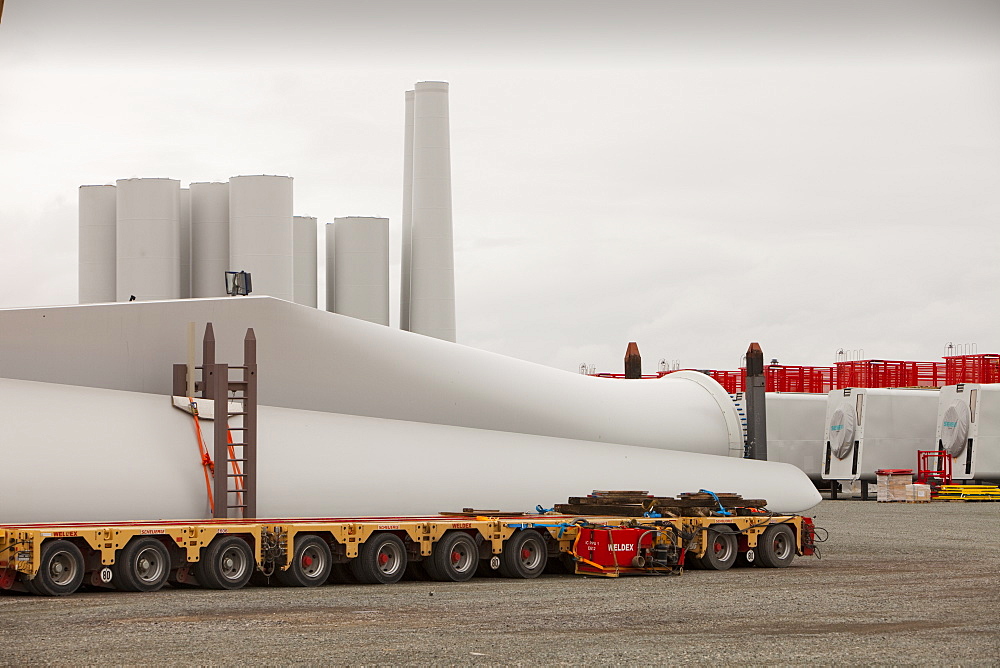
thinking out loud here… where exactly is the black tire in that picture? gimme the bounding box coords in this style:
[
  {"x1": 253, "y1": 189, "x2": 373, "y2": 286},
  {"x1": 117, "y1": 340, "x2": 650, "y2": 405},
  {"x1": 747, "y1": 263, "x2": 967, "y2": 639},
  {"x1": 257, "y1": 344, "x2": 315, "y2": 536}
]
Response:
[
  {"x1": 21, "y1": 574, "x2": 41, "y2": 595},
  {"x1": 196, "y1": 536, "x2": 255, "y2": 590},
  {"x1": 113, "y1": 537, "x2": 171, "y2": 592},
  {"x1": 756, "y1": 524, "x2": 796, "y2": 568},
  {"x1": 276, "y1": 535, "x2": 332, "y2": 587},
  {"x1": 350, "y1": 533, "x2": 407, "y2": 584},
  {"x1": 30, "y1": 540, "x2": 85, "y2": 596},
  {"x1": 698, "y1": 525, "x2": 738, "y2": 571},
  {"x1": 426, "y1": 532, "x2": 478, "y2": 582},
  {"x1": 499, "y1": 530, "x2": 547, "y2": 579}
]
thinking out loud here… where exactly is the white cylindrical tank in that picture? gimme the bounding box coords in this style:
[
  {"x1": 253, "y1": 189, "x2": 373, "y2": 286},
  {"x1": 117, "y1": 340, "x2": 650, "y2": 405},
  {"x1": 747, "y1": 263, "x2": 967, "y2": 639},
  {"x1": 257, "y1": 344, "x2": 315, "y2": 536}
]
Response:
[
  {"x1": 115, "y1": 178, "x2": 181, "y2": 302},
  {"x1": 765, "y1": 393, "x2": 828, "y2": 481},
  {"x1": 332, "y1": 217, "x2": 389, "y2": 326},
  {"x1": 179, "y1": 187, "x2": 191, "y2": 298},
  {"x1": 409, "y1": 81, "x2": 455, "y2": 342},
  {"x1": 190, "y1": 182, "x2": 230, "y2": 298},
  {"x1": 324, "y1": 223, "x2": 335, "y2": 312},
  {"x1": 936, "y1": 384, "x2": 1000, "y2": 481},
  {"x1": 293, "y1": 216, "x2": 318, "y2": 308},
  {"x1": 400, "y1": 89, "x2": 415, "y2": 332},
  {"x1": 78, "y1": 185, "x2": 116, "y2": 303},
  {"x1": 0, "y1": 298, "x2": 746, "y2": 457},
  {"x1": 822, "y1": 387, "x2": 940, "y2": 482},
  {"x1": 0, "y1": 378, "x2": 820, "y2": 523},
  {"x1": 229, "y1": 175, "x2": 293, "y2": 302}
]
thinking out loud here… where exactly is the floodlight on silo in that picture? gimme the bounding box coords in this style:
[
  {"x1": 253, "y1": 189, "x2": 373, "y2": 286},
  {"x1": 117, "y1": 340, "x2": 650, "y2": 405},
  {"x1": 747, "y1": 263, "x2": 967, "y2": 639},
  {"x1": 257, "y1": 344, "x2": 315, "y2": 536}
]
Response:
[{"x1": 226, "y1": 271, "x2": 252, "y2": 296}]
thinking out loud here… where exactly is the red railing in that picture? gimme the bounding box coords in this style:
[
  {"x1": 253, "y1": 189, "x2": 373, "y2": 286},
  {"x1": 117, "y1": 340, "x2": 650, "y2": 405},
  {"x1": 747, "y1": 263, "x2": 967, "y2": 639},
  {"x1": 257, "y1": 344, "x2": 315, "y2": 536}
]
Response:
[
  {"x1": 832, "y1": 360, "x2": 947, "y2": 389},
  {"x1": 765, "y1": 365, "x2": 834, "y2": 393},
  {"x1": 590, "y1": 355, "x2": 998, "y2": 390},
  {"x1": 944, "y1": 354, "x2": 1000, "y2": 385}
]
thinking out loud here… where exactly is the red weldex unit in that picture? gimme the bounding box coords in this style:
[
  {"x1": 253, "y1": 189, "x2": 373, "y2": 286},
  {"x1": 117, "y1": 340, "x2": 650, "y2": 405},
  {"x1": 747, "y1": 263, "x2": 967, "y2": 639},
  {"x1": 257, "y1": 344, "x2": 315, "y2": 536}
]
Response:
[{"x1": 572, "y1": 527, "x2": 680, "y2": 575}]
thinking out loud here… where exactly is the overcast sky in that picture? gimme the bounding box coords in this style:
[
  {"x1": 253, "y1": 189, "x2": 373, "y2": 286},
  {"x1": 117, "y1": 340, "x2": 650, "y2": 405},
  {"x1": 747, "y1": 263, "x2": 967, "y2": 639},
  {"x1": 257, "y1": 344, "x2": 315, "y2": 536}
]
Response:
[{"x1": 1, "y1": 0, "x2": 998, "y2": 373}]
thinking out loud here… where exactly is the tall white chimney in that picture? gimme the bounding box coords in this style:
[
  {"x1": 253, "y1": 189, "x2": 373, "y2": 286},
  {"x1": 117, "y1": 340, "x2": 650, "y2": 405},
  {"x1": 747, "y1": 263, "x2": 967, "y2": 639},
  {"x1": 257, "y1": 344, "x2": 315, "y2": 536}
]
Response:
[
  {"x1": 293, "y1": 215, "x2": 318, "y2": 308},
  {"x1": 78, "y1": 185, "x2": 116, "y2": 303},
  {"x1": 115, "y1": 178, "x2": 180, "y2": 302},
  {"x1": 399, "y1": 89, "x2": 414, "y2": 331},
  {"x1": 331, "y1": 216, "x2": 389, "y2": 326},
  {"x1": 229, "y1": 175, "x2": 294, "y2": 302},
  {"x1": 407, "y1": 81, "x2": 456, "y2": 342},
  {"x1": 190, "y1": 182, "x2": 230, "y2": 298}
]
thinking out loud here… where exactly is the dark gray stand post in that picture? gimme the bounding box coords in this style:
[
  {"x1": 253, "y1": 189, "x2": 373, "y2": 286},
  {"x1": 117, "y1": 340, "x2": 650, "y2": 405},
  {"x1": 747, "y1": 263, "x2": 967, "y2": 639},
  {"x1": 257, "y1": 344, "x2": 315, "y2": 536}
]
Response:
[
  {"x1": 745, "y1": 342, "x2": 768, "y2": 461},
  {"x1": 624, "y1": 342, "x2": 641, "y2": 379},
  {"x1": 242, "y1": 329, "x2": 258, "y2": 519}
]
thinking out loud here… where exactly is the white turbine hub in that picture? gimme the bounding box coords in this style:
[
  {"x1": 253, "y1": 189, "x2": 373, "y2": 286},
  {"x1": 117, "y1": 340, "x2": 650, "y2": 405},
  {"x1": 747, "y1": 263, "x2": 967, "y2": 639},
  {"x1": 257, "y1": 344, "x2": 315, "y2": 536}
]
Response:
[
  {"x1": 829, "y1": 403, "x2": 856, "y2": 460},
  {"x1": 940, "y1": 401, "x2": 970, "y2": 458}
]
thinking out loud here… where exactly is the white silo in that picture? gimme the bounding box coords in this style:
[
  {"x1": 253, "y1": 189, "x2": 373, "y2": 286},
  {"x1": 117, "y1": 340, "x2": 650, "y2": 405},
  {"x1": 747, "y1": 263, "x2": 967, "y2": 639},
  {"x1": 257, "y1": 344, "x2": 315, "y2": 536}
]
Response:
[
  {"x1": 179, "y1": 187, "x2": 191, "y2": 298},
  {"x1": 115, "y1": 178, "x2": 181, "y2": 302},
  {"x1": 190, "y1": 182, "x2": 230, "y2": 298},
  {"x1": 229, "y1": 175, "x2": 293, "y2": 302},
  {"x1": 332, "y1": 217, "x2": 389, "y2": 326},
  {"x1": 409, "y1": 81, "x2": 456, "y2": 342},
  {"x1": 400, "y1": 88, "x2": 414, "y2": 331},
  {"x1": 324, "y1": 222, "x2": 335, "y2": 312},
  {"x1": 78, "y1": 184, "x2": 116, "y2": 303},
  {"x1": 293, "y1": 216, "x2": 318, "y2": 308}
]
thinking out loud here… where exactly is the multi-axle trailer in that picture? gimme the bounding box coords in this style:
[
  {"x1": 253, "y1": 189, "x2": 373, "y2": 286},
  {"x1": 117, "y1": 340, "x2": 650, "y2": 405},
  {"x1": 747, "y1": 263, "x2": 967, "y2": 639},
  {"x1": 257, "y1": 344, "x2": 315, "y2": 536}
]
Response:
[
  {"x1": 0, "y1": 328, "x2": 818, "y2": 596},
  {"x1": 0, "y1": 510, "x2": 816, "y2": 596}
]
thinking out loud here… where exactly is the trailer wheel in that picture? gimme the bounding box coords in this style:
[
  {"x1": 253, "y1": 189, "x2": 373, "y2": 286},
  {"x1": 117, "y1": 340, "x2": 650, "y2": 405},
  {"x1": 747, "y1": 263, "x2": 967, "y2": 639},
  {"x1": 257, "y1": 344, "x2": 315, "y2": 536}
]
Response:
[
  {"x1": 196, "y1": 536, "x2": 255, "y2": 589},
  {"x1": 756, "y1": 524, "x2": 795, "y2": 568},
  {"x1": 276, "y1": 535, "x2": 332, "y2": 587},
  {"x1": 698, "y1": 525, "x2": 738, "y2": 571},
  {"x1": 30, "y1": 540, "x2": 85, "y2": 596},
  {"x1": 499, "y1": 530, "x2": 546, "y2": 579},
  {"x1": 425, "y1": 532, "x2": 478, "y2": 582},
  {"x1": 113, "y1": 537, "x2": 170, "y2": 592},
  {"x1": 350, "y1": 533, "x2": 407, "y2": 584}
]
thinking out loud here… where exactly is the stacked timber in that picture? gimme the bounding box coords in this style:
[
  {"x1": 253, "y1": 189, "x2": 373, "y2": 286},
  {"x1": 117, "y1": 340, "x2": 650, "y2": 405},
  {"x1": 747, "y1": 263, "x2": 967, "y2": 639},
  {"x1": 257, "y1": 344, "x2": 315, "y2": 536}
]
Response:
[{"x1": 553, "y1": 490, "x2": 768, "y2": 518}]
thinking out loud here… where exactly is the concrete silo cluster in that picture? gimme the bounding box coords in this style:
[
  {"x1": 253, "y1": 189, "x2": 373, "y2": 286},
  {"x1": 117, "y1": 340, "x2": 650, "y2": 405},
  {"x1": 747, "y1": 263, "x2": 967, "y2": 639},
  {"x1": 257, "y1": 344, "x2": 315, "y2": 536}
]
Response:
[
  {"x1": 77, "y1": 82, "x2": 456, "y2": 341},
  {"x1": 80, "y1": 176, "x2": 303, "y2": 304}
]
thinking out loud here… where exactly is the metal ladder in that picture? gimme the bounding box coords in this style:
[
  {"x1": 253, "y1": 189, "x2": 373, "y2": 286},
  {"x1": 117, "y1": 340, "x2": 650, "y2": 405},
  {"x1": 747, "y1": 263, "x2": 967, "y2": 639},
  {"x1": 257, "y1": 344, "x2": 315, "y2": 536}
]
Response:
[{"x1": 174, "y1": 323, "x2": 258, "y2": 519}]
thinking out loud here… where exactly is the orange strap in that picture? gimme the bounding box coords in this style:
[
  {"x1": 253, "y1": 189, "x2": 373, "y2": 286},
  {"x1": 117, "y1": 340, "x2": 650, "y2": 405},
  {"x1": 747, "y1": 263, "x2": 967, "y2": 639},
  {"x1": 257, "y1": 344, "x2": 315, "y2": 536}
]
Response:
[{"x1": 188, "y1": 399, "x2": 215, "y2": 514}]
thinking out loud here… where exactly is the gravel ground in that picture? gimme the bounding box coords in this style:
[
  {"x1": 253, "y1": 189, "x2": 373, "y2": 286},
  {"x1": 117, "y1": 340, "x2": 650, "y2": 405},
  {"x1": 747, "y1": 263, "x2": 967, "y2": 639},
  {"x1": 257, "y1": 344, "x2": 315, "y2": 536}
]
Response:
[{"x1": 2, "y1": 499, "x2": 999, "y2": 666}]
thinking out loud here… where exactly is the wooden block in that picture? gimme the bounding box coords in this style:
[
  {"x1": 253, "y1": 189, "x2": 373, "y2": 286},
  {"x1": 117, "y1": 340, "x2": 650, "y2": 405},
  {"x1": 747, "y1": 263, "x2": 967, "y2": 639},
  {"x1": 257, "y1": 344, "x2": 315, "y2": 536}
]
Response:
[{"x1": 554, "y1": 504, "x2": 647, "y2": 517}]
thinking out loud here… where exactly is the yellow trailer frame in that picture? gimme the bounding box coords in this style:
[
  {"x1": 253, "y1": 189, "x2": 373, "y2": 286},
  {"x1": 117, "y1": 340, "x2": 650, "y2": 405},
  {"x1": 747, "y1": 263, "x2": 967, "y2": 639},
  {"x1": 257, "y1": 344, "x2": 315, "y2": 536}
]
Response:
[{"x1": 0, "y1": 512, "x2": 816, "y2": 595}]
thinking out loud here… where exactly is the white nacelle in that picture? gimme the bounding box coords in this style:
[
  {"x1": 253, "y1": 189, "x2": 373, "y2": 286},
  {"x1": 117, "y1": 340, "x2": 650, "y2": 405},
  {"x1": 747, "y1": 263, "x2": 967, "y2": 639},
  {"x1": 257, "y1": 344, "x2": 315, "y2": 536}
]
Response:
[
  {"x1": 764, "y1": 392, "x2": 828, "y2": 481},
  {"x1": 936, "y1": 384, "x2": 1000, "y2": 481},
  {"x1": 822, "y1": 387, "x2": 940, "y2": 482}
]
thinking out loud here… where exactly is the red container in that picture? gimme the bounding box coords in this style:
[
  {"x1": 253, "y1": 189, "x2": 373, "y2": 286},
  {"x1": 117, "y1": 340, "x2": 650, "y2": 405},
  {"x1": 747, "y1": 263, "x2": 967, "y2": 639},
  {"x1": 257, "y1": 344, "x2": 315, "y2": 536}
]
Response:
[{"x1": 574, "y1": 527, "x2": 653, "y2": 569}]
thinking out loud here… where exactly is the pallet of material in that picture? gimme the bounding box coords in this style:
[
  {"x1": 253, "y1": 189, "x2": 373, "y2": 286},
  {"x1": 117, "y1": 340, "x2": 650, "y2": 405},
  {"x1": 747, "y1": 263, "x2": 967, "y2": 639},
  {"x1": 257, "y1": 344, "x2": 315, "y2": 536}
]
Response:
[
  {"x1": 876, "y1": 470, "x2": 913, "y2": 502},
  {"x1": 932, "y1": 485, "x2": 1000, "y2": 502},
  {"x1": 554, "y1": 490, "x2": 768, "y2": 517}
]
